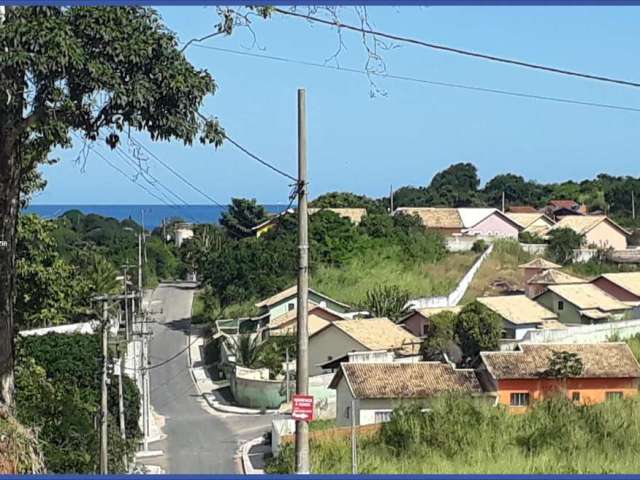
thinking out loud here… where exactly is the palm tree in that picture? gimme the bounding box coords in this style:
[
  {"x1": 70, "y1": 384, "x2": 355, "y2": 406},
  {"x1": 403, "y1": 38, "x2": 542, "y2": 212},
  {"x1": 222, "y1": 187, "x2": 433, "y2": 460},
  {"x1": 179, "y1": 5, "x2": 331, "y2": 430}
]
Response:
[
  {"x1": 227, "y1": 334, "x2": 262, "y2": 368},
  {"x1": 86, "y1": 254, "x2": 121, "y2": 296}
]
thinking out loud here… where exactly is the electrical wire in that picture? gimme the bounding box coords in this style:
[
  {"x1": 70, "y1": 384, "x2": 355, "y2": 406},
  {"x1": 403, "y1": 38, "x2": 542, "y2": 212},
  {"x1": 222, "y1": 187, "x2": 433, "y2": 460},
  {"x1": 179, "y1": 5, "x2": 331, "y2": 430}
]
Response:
[
  {"x1": 224, "y1": 134, "x2": 298, "y2": 182},
  {"x1": 194, "y1": 44, "x2": 640, "y2": 114},
  {"x1": 128, "y1": 135, "x2": 226, "y2": 208},
  {"x1": 273, "y1": 7, "x2": 640, "y2": 89}
]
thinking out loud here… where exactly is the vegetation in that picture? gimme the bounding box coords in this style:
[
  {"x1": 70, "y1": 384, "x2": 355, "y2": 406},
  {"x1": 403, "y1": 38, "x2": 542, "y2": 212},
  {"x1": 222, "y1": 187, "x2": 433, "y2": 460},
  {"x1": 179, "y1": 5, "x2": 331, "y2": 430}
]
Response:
[
  {"x1": 360, "y1": 285, "x2": 410, "y2": 321},
  {"x1": 0, "y1": 413, "x2": 44, "y2": 474},
  {"x1": 15, "y1": 334, "x2": 140, "y2": 473},
  {"x1": 547, "y1": 228, "x2": 585, "y2": 265},
  {"x1": 219, "y1": 198, "x2": 268, "y2": 239},
  {"x1": 311, "y1": 192, "x2": 385, "y2": 214},
  {"x1": 267, "y1": 395, "x2": 640, "y2": 473}
]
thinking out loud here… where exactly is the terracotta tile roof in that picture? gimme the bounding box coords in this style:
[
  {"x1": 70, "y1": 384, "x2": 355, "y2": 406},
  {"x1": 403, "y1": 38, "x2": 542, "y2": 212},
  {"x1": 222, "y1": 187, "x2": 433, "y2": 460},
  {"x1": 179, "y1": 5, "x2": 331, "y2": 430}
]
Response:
[
  {"x1": 477, "y1": 295, "x2": 558, "y2": 325},
  {"x1": 552, "y1": 215, "x2": 630, "y2": 237},
  {"x1": 545, "y1": 284, "x2": 629, "y2": 312},
  {"x1": 481, "y1": 343, "x2": 640, "y2": 380},
  {"x1": 599, "y1": 272, "x2": 640, "y2": 297},
  {"x1": 548, "y1": 199, "x2": 580, "y2": 209},
  {"x1": 508, "y1": 206, "x2": 539, "y2": 213},
  {"x1": 308, "y1": 208, "x2": 367, "y2": 225},
  {"x1": 318, "y1": 318, "x2": 421, "y2": 355},
  {"x1": 527, "y1": 269, "x2": 585, "y2": 285},
  {"x1": 414, "y1": 306, "x2": 463, "y2": 319},
  {"x1": 393, "y1": 208, "x2": 463, "y2": 229},
  {"x1": 269, "y1": 303, "x2": 345, "y2": 329},
  {"x1": 255, "y1": 286, "x2": 349, "y2": 309},
  {"x1": 506, "y1": 213, "x2": 554, "y2": 230},
  {"x1": 519, "y1": 258, "x2": 561, "y2": 270},
  {"x1": 270, "y1": 314, "x2": 332, "y2": 337},
  {"x1": 333, "y1": 362, "x2": 482, "y2": 399}
]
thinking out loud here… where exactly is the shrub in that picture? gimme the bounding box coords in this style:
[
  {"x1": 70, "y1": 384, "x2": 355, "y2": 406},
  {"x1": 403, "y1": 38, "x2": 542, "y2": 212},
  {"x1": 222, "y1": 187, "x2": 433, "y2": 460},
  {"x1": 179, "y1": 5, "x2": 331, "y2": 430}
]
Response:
[
  {"x1": 547, "y1": 228, "x2": 585, "y2": 265},
  {"x1": 361, "y1": 284, "x2": 410, "y2": 321},
  {"x1": 471, "y1": 239, "x2": 487, "y2": 253}
]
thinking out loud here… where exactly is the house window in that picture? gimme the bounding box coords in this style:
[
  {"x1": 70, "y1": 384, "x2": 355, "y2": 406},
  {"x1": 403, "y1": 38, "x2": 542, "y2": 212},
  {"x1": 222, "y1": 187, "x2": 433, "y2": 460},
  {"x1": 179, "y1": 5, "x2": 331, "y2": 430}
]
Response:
[
  {"x1": 422, "y1": 324, "x2": 429, "y2": 336},
  {"x1": 558, "y1": 301, "x2": 564, "y2": 311},
  {"x1": 345, "y1": 406, "x2": 351, "y2": 419},
  {"x1": 288, "y1": 303, "x2": 295, "y2": 311},
  {"x1": 572, "y1": 392, "x2": 581, "y2": 403},
  {"x1": 510, "y1": 392, "x2": 530, "y2": 407},
  {"x1": 606, "y1": 391, "x2": 623, "y2": 401},
  {"x1": 374, "y1": 411, "x2": 392, "y2": 423}
]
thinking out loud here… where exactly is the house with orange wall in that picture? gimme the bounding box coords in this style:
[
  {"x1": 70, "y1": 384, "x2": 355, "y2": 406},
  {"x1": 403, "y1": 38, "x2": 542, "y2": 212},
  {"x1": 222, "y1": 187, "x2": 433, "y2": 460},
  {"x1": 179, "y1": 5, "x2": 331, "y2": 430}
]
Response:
[{"x1": 477, "y1": 343, "x2": 640, "y2": 412}]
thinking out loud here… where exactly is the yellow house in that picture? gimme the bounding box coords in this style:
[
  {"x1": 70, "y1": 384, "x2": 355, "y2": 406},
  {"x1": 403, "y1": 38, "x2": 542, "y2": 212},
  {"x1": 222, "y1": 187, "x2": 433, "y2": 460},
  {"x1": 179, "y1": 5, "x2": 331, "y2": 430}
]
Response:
[
  {"x1": 550, "y1": 215, "x2": 630, "y2": 250},
  {"x1": 506, "y1": 212, "x2": 555, "y2": 236}
]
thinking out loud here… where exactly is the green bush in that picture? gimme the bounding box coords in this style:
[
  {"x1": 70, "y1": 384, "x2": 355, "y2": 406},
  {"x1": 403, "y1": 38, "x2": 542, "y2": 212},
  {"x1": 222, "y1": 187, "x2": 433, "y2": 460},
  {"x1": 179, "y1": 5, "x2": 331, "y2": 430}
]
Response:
[{"x1": 471, "y1": 239, "x2": 487, "y2": 253}]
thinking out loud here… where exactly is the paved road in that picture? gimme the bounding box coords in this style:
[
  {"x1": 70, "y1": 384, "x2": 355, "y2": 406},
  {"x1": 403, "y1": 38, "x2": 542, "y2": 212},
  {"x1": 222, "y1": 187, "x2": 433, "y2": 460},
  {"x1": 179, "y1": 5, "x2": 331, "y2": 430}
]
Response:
[{"x1": 144, "y1": 283, "x2": 272, "y2": 474}]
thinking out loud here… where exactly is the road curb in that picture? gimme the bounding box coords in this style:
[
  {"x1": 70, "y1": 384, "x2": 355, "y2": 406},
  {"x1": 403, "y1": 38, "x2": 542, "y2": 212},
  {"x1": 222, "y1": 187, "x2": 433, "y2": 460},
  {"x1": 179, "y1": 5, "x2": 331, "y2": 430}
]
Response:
[{"x1": 240, "y1": 436, "x2": 266, "y2": 475}]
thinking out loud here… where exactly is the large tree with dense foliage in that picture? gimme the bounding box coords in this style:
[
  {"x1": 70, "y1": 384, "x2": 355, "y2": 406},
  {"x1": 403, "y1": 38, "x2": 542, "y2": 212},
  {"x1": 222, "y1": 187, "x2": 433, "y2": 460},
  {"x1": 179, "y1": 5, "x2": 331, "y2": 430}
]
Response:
[
  {"x1": 219, "y1": 198, "x2": 268, "y2": 239},
  {"x1": 0, "y1": 6, "x2": 222, "y2": 408},
  {"x1": 310, "y1": 191, "x2": 385, "y2": 214},
  {"x1": 425, "y1": 162, "x2": 480, "y2": 207},
  {"x1": 547, "y1": 227, "x2": 585, "y2": 265}
]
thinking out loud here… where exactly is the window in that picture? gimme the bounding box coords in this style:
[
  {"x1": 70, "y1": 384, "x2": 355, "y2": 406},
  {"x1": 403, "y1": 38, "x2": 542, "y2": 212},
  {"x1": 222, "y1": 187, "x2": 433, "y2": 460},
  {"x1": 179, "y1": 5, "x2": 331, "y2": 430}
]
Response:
[
  {"x1": 510, "y1": 392, "x2": 530, "y2": 407},
  {"x1": 422, "y1": 324, "x2": 429, "y2": 336},
  {"x1": 345, "y1": 406, "x2": 351, "y2": 420},
  {"x1": 572, "y1": 392, "x2": 581, "y2": 403},
  {"x1": 374, "y1": 411, "x2": 392, "y2": 423},
  {"x1": 288, "y1": 303, "x2": 295, "y2": 311},
  {"x1": 558, "y1": 301, "x2": 564, "y2": 311},
  {"x1": 606, "y1": 391, "x2": 623, "y2": 401}
]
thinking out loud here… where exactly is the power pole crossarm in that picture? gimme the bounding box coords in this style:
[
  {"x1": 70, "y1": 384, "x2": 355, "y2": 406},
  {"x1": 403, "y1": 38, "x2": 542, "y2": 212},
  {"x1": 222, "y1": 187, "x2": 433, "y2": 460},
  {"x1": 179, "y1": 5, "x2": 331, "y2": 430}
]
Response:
[{"x1": 295, "y1": 88, "x2": 310, "y2": 474}]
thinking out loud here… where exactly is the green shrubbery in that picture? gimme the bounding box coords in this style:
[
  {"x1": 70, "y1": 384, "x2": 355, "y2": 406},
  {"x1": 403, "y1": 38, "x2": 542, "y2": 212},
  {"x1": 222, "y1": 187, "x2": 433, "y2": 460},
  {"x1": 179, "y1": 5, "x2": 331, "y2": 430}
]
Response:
[
  {"x1": 267, "y1": 394, "x2": 640, "y2": 474},
  {"x1": 15, "y1": 334, "x2": 140, "y2": 473}
]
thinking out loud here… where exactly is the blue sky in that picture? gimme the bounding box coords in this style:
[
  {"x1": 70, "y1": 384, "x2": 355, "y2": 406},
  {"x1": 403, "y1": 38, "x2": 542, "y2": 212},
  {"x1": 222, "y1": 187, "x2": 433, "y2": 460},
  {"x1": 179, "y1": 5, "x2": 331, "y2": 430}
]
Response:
[{"x1": 35, "y1": 6, "x2": 640, "y2": 205}]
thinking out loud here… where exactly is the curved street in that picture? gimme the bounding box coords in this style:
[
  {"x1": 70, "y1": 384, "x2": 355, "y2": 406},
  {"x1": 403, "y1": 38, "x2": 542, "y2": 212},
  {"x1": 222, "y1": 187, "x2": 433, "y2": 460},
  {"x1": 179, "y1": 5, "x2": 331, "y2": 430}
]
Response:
[{"x1": 143, "y1": 283, "x2": 272, "y2": 473}]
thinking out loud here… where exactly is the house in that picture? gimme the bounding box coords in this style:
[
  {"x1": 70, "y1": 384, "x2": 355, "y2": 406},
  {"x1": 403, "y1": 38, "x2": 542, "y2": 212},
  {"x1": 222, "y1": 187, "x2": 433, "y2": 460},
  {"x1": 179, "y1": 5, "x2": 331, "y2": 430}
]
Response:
[
  {"x1": 255, "y1": 285, "x2": 352, "y2": 321},
  {"x1": 267, "y1": 303, "x2": 346, "y2": 337},
  {"x1": 525, "y1": 268, "x2": 585, "y2": 299},
  {"x1": 506, "y1": 212, "x2": 555, "y2": 237},
  {"x1": 519, "y1": 258, "x2": 562, "y2": 285},
  {"x1": 308, "y1": 207, "x2": 367, "y2": 225},
  {"x1": 393, "y1": 207, "x2": 521, "y2": 239},
  {"x1": 545, "y1": 200, "x2": 587, "y2": 220},
  {"x1": 478, "y1": 343, "x2": 640, "y2": 412},
  {"x1": 329, "y1": 362, "x2": 482, "y2": 426},
  {"x1": 174, "y1": 223, "x2": 194, "y2": 247},
  {"x1": 318, "y1": 350, "x2": 421, "y2": 373},
  {"x1": 592, "y1": 272, "x2": 640, "y2": 302},
  {"x1": 550, "y1": 215, "x2": 630, "y2": 250},
  {"x1": 477, "y1": 295, "x2": 563, "y2": 340},
  {"x1": 308, "y1": 318, "x2": 420, "y2": 376},
  {"x1": 400, "y1": 306, "x2": 463, "y2": 337},
  {"x1": 393, "y1": 207, "x2": 463, "y2": 235},
  {"x1": 535, "y1": 283, "x2": 631, "y2": 324}
]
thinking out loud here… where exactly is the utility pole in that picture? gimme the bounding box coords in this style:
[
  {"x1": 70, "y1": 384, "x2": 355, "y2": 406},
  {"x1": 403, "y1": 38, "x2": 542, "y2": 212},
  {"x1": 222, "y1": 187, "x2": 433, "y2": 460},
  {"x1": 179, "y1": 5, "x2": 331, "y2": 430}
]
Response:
[
  {"x1": 389, "y1": 185, "x2": 394, "y2": 213},
  {"x1": 632, "y1": 191, "x2": 636, "y2": 220},
  {"x1": 501, "y1": 191, "x2": 506, "y2": 213},
  {"x1": 351, "y1": 399, "x2": 357, "y2": 475},
  {"x1": 295, "y1": 88, "x2": 310, "y2": 474},
  {"x1": 100, "y1": 302, "x2": 109, "y2": 474},
  {"x1": 122, "y1": 265, "x2": 129, "y2": 341},
  {"x1": 118, "y1": 356, "x2": 128, "y2": 471},
  {"x1": 285, "y1": 346, "x2": 291, "y2": 403},
  {"x1": 138, "y1": 233, "x2": 143, "y2": 293}
]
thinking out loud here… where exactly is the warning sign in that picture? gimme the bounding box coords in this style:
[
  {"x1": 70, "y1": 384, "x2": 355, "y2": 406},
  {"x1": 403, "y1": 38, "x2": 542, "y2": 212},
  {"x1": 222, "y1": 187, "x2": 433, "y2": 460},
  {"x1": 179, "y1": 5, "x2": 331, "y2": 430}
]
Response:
[{"x1": 292, "y1": 394, "x2": 314, "y2": 421}]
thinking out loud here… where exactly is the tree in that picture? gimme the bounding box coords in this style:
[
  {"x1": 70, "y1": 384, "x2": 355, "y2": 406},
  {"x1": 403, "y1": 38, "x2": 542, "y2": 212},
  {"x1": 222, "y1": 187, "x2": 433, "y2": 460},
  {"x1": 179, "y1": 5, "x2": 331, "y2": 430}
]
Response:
[
  {"x1": 547, "y1": 228, "x2": 585, "y2": 265},
  {"x1": 15, "y1": 215, "x2": 90, "y2": 330},
  {"x1": 454, "y1": 301, "x2": 502, "y2": 366},
  {"x1": 420, "y1": 311, "x2": 458, "y2": 361},
  {"x1": 219, "y1": 198, "x2": 268, "y2": 239},
  {"x1": 310, "y1": 191, "x2": 385, "y2": 214},
  {"x1": 227, "y1": 334, "x2": 263, "y2": 369},
  {"x1": 309, "y1": 210, "x2": 362, "y2": 266},
  {"x1": 426, "y1": 163, "x2": 481, "y2": 207},
  {"x1": 83, "y1": 253, "x2": 120, "y2": 296},
  {"x1": 361, "y1": 284, "x2": 410, "y2": 321},
  {"x1": 483, "y1": 174, "x2": 547, "y2": 209},
  {"x1": 541, "y1": 350, "x2": 584, "y2": 395},
  {"x1": 1, "y1": 6, "x2": 222, "y2": 406}
]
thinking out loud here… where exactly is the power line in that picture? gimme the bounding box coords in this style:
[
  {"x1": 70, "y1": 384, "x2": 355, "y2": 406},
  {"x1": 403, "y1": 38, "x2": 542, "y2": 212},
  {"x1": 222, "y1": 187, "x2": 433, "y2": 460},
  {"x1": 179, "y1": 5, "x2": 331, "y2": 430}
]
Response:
[
  {"x1": 272, "y1": 7, "x2": 640, "y2": 89},
  {"x1": 194, "y1": 44, "x2": 640, "y2": 114},
  {"x1": 128, "y1": 135, "x2": 226, "y2": 208},
  {"x1": 195, "y1": 111, "x2": 298, "y2": 182}
]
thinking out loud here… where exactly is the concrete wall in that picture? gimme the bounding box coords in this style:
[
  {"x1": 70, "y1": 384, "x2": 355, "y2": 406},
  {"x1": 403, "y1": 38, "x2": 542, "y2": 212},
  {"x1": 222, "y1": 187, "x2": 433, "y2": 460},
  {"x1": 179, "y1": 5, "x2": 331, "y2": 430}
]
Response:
[
  {"x1": 229, "y1": 365, "x2": 286, "y2": 409},
  {"x1": 408, "y1": 244, "x2": 494, "y2": 309},
  {"x1": 520, "y1": 243, "x2": 548, "y2": 255},
  {"x1": 585, "y1": 221, "x2": 627, "y2": 250},
  {"x1": 466, "y1": 213, "x2": 519, "y2": 238},
  {"x1": 309, "y1": 326, "x2": 365, "y2": 376},
  {"x1": 271, "y1": 417, "x2": 296, "y2": 457},
  {"x1": 517, "y1": 317, "x2": 640, "y2": 344}
]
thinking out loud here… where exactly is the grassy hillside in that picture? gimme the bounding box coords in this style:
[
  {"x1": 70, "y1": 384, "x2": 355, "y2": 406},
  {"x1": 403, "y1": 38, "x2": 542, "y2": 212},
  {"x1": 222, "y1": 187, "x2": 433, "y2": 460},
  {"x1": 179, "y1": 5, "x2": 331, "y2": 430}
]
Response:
[
  {"x1": 0, "y1": 413, "x2": 43, "y2": 474},
  {"x1": 313, "y1": 246, "x2": 477, "y2": 307},
  {"x1": 463, "y1": 240, "x2": 532, "y2": 302}
]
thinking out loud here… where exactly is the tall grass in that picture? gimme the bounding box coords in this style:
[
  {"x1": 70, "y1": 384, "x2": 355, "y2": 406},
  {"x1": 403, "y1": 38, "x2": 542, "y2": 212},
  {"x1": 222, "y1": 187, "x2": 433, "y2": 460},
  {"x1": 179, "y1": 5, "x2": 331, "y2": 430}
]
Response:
[
  {"x1": 312, "y1": 244, "x2": 476, "y2": 306},
  {"x1": 267, "y1": 394, "x2": 640, "y2": 474}
]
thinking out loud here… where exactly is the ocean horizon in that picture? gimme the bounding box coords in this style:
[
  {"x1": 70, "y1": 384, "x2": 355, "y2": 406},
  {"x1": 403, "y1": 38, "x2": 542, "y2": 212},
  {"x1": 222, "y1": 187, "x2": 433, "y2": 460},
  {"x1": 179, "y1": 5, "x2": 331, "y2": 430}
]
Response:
[{"x1": 25, "y1": 204, "x2": 288, "y2": 229}]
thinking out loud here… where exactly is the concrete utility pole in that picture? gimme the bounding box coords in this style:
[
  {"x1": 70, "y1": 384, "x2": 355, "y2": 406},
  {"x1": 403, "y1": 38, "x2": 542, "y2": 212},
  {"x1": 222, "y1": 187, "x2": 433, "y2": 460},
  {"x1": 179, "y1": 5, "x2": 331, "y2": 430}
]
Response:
[
  {"x1": 138, "y1": 233, "x2": 143, "y2": 292},
  {"x1": 351, "y1": 399, "x2": 357, "y2": 474},
  {"x1": 502, "y1": 191, "x2": 506, "y2": 213},
  {"x1": 118, "y1": 356, "x2": 128, "y2": 471},
  {"x1": 389, "y1": 185, "x2": 394, "y2": 213},
  {"x1": 122, "y1": 265, "x2": 129, "y2": 341},
  {"x1": 285, "y1": 347, "x2": 291, "y2": 403},
  {"x1": 100, "y1": 302, "x2": 109, "y2": 474},
  {"x1": 632, "y1": 191, "x2": 636, "y2": 220},
  {"x1": 295, "y1": 88, "x2": 310, "y2": 474}
]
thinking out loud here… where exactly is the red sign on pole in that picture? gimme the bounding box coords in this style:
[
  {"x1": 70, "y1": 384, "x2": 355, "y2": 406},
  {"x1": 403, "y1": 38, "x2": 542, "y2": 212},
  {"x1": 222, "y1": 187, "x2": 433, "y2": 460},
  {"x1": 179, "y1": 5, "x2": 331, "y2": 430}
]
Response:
[{"x1": 292, "y1": 394, "x2": 314, "y2": 421}]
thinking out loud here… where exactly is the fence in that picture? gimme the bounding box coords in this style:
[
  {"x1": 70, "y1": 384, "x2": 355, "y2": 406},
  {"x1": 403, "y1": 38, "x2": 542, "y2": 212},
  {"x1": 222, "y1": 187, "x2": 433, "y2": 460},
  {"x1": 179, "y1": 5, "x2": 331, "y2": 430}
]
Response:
[
  {"x1": 229, "y1": 365, "x2": 287, "y2": 409},
  {"x1": 520, "y1": 243, "x2": 547, "y2": 255},
  {"x1": 407, "y1": 243, "x2": 494, "y2": 309},
  {"x1": 511, "y1": 317, "x2": 640, "y2": 346}
]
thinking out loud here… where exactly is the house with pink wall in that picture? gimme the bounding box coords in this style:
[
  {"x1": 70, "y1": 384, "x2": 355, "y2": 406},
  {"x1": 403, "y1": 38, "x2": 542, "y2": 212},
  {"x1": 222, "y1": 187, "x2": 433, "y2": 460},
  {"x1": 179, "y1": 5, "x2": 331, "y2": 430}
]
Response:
[{"x1": 459, "y1": 208, "x2": 521, "y2": 239}]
